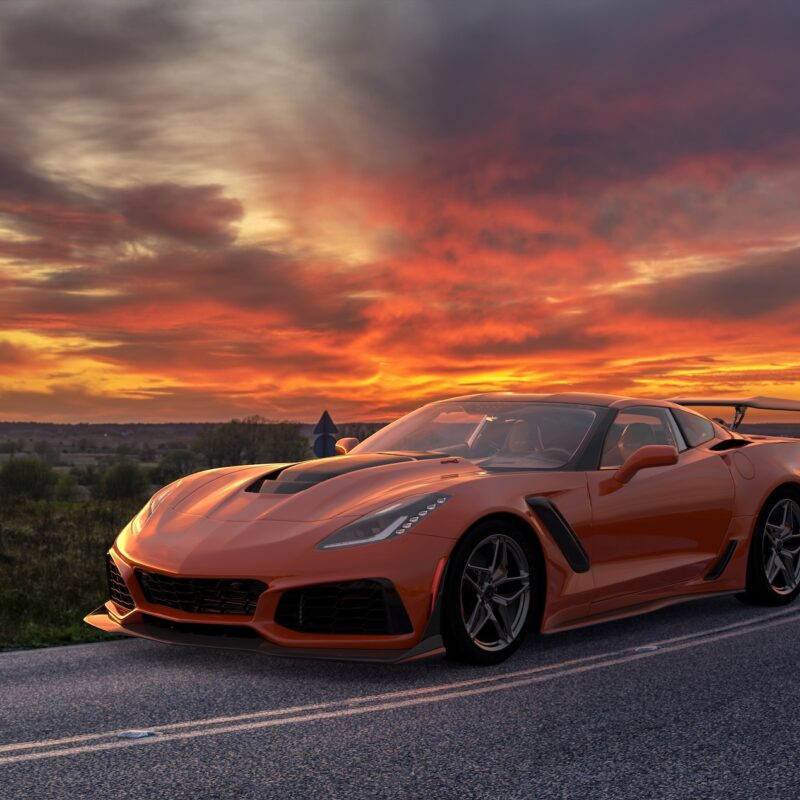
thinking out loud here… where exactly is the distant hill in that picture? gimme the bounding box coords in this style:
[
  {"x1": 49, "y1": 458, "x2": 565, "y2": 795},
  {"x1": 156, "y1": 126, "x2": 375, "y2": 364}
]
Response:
[
  {"x1": 1, "y1": 420, "x2": 797, "y2": 470},
  {"x1": 0, "y1": 420, "x2": 385, "y2": 469}
]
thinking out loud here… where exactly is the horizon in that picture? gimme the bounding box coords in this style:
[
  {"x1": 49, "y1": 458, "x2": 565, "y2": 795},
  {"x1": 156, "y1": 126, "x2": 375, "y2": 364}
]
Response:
[{"x1": 3, "y1": 1, "x2": 800, "y2": 422}]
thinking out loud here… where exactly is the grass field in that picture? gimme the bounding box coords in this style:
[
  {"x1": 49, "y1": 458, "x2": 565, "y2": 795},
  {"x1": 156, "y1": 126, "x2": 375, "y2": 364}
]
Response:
[
  {"x1": 0, "y1": 499, "x2": 140, "y2": 649},
  {"x1": 0, "y1": 418, "x2": 384, "y2": 650}
]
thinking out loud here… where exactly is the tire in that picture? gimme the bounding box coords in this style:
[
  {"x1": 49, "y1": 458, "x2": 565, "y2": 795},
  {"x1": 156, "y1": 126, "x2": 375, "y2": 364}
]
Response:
[
  {"x1": 441, "y1": 519, "x2": 537, "y2": 665},
  {"x1": 738, "y1": 489, "x2": 800, "y2": 606}
]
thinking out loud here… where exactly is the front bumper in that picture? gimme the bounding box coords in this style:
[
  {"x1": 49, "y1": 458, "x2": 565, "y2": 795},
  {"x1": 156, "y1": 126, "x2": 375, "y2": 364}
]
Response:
[{"x1": 85, "y1": 543, "x2": 450, "y2": 664}]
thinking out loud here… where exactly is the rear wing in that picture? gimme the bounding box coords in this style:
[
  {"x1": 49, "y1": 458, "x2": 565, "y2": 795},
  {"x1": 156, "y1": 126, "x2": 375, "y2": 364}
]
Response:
[{"x1": 669, "y1": 396, "x2": 800, "y2": 431}]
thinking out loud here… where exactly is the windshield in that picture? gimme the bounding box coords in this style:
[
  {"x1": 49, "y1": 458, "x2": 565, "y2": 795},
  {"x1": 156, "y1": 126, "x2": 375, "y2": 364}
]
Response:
[{"x1": 351, "y1": 401, "x2": 598, "y2": 470}]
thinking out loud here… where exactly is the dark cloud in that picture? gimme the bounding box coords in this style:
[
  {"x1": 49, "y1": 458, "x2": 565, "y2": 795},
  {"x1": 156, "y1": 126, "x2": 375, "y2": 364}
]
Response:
[
  {"x1": 0, "y1": 237, "x2": 76, "y2": 264},
  {"x1": 130, "y1": 248, "x2": 372, "y2": 332},
  {"x1": 621, "y1": 249, "x2": 800, "y2": 318},
  {"x1": 1, "y1": 1, "x2": 189, "y2": 75},
  {"x1": 0, "y1": 242, "x2": 373, "y2": 335},
  {"x1": 65, "y1": 327, "x2": 366, "y2": 377},
  {"x1": 0, "y1": 169, "x2": 248, "y2": 258},
  {"x1": 119, "y1": 183, "x2": 244, "y2": 246},
  {"x1": 449, "y1": 328, "x2": 613, "y2": 359},
  {"x1": 322, "y1": 0, "x2": 800, "y2": 197},
  {"x1": 0, "y1": 151, "x2": 68, "y2": 205},
  {"x1": 478, "y1": 228, "x2": 580, "y2": 256}
]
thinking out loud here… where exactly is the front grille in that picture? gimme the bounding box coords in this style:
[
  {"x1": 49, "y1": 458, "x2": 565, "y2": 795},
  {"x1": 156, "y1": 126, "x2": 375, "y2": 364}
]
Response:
[
  {"x1": 106, "y1": 555, "x2": 134, "y2": 611},
  {"x1": 134, "y1": 570, "x2": 266, "y2": 616},
  {"x1": 275, "y1": 580, "x2": 413, "y2": 635},
  {"x1": 140, "y1": 613, "x2": 261, "y2": 640}
]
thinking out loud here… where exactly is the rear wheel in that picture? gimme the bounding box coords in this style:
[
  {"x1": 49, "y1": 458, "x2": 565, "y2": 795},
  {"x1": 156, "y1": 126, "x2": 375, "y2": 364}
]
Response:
[
  {"x1": 441, "y1": 520, "x2": 536, "y2": 665},
  {"x1": 739, "y1": 490, "x2": 800, "y2": 605}
]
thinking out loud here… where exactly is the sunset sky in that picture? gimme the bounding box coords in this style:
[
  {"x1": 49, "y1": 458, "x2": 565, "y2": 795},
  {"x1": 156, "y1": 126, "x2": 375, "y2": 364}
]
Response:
[{"x1": 2, "y1": 0, "x2": 800, "y2": 422}]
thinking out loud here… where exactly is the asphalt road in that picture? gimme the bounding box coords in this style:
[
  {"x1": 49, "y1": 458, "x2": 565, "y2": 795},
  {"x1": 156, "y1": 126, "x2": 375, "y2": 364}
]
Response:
[{"x1": 2, "y1": 596, "x2": 800, "y2": 799}]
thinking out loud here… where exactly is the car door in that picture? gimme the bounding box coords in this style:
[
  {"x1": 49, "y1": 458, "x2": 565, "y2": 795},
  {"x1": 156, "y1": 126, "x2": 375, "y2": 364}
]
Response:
[{"x1": 586, "y1": 406, "x2": 736, "y2": 611}]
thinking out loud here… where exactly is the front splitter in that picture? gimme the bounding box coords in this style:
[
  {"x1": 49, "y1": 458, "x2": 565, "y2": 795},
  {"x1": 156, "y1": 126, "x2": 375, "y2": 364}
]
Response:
[{"x1": 84, "y1": 606, "x2": 445, "y2": 664}]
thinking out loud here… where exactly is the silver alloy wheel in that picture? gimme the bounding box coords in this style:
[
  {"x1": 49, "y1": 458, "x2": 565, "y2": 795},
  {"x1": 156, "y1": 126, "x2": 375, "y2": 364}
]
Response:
[
  {"x1": 459, "y1": 534, "x2": 531, "y2": 652},
  {"x1": 763, "y1": 498, "x2": 800, "y2": 595}
]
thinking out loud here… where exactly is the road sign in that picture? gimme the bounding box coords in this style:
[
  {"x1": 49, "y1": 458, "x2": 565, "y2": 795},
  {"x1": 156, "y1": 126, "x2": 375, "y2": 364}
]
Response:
[
  {"x1": 314, "y1": 410, "x2": 338, "y2": 436},
  {"x1": 313, "y1": 410, "x2": 339, "y2": 457}
]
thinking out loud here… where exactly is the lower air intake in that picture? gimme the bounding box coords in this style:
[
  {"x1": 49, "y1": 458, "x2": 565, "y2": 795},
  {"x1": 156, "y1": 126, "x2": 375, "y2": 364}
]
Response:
[
  {"x1": 106, "y1": 555, "x2": 134, "y2": 611},
  {"x1": 275, "y1": 579, "x2": 413, "y2": 635}
]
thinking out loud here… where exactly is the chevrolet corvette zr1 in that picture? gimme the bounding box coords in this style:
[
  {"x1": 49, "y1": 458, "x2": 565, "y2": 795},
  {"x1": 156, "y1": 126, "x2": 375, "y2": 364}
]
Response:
[{"x1": 86, "y1": 392, "x2": 800, "y2": 665}]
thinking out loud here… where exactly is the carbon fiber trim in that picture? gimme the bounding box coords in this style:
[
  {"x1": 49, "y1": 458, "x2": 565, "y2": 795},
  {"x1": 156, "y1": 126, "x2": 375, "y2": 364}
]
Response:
[{"x1": 526, "y1": 496, "x2": 590, "y2": 573}]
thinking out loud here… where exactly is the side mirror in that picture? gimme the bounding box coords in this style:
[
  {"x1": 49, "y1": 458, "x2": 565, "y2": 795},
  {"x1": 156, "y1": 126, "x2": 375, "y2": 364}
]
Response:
[
  {"x1": 615, "y1": 444, "x2": 678, "y2": 484},
  {"x1": 601, "y1": 445, "x2": 678, "y2": 494},
  {"x1": 335, "y1": 437, "x2": 359, "y2": 455}
]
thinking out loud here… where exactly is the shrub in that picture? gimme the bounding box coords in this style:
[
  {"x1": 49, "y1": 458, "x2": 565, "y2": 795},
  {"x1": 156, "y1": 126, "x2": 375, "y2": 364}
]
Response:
[
  {"x1": 151, "y1": 449, "x2": 199, "y2": 486},
  {"x1": 54, "y1": 473, "x2": 81, "y2": 502},
  {"x1": 0, "y1": 457, "x2": 57, "y2": 500},
  {"x1": 97, "y1": 460, "x2": 150, "y2": 501},
  {"x1": 33, "y1": 440, "x2": 60, "y2": 466}
]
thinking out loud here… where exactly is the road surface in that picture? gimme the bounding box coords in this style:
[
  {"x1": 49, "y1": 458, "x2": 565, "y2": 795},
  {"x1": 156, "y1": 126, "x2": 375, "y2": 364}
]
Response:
[{"x1": 2, "y1": 595, "x2": 799, "y2": 799}]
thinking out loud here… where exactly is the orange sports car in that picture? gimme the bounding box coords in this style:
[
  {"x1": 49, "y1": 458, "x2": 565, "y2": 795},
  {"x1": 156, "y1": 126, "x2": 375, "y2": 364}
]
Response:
[{"x1": 86, "y1": 392, "x2": 800, "y2": 665}]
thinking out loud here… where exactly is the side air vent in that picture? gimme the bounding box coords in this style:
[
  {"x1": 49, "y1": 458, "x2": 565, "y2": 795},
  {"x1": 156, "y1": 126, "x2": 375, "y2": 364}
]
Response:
[
  {"x1": 106, "y1": 555, "x2": 134, "y2": 612},
  {"x1": 526, "y1": 496, "x2": 590, "y2": 573},
  {"x1": 705, "y1": 540, "x2": 738, "y2": 580},
  {"x1": 275, "y1": 580, "x2": 413, "y2": 635},
  {"x1": 710, "y1": 439, "x2": 752, "y2": 451}
]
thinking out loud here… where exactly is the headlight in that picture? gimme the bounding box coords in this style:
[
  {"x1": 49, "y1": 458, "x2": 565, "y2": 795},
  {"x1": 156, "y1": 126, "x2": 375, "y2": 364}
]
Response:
[
  {"x1": 130, "y1": 480, "x2": 183, "y2": 534},
  {"x1": 317, "y1": 492, "x2": 451, "y2": 550}
]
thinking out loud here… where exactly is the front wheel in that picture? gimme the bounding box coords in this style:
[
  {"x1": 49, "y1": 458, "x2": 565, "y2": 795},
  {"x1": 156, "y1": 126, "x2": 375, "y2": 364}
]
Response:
[
  {"x1": 441, "y1": 520, "x2": 536, "y2": 665},
  {"x1": 739, "y1": 491, "x2": 800, "y2": 605}
]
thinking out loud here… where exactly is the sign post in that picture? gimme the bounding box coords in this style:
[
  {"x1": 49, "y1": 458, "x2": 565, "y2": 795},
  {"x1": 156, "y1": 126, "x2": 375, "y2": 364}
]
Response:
[{"x1": 313, "y1": 410, "x2": 339, "y2": 458}]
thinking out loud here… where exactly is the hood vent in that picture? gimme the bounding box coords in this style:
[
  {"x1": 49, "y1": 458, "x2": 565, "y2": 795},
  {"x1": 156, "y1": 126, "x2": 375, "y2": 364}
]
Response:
[{"x1": 250, "y1": 452, "x2": 443, "y2": 495}]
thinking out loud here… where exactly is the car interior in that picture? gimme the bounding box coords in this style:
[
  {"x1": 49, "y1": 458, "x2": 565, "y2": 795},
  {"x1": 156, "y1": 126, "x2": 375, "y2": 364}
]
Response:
[{"x1": 600, "y1": 409, "x2": 680, "y2": 468}]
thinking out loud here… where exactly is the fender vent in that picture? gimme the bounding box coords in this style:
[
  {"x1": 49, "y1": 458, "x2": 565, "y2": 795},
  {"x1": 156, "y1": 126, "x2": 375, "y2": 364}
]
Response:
[{"x1": 526, "y1": 496, "x2": 590, "y2": 573}]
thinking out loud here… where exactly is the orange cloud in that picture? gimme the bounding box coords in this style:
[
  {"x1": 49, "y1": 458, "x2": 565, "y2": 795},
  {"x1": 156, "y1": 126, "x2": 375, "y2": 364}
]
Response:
[{"x1": 1, "y1": 0, "x2": 800, "y2": 421}]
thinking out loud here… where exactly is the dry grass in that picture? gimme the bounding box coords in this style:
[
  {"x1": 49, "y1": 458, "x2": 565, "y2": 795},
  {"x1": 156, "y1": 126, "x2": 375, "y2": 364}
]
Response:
[{"x1": 0, "y1": 499, "x2": 140, "y2": 649}]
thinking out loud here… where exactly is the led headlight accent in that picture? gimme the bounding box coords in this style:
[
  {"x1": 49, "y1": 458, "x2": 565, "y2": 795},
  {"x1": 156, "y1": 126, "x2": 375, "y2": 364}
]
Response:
[{"x1": 318, "y1": 492, "x2": 451, "y2": 550}]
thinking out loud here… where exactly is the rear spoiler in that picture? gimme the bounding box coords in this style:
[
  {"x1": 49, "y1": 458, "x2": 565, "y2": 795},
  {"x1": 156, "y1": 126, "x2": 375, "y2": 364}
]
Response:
[{"x1": 669, "y1": 396, "x2": 800, "y2": 431}]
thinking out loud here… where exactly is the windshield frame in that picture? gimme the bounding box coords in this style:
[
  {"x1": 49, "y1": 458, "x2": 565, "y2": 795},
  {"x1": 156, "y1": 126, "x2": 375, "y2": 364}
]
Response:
[{"x1": 351, "y1": 400, "x2": 615, "y2": 472}]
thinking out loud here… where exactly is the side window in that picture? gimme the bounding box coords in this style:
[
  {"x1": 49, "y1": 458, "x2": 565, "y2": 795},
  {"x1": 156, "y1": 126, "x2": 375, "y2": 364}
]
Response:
[
  {"x1": 600, "y1": 407, "x2": 683, "y2": 469},
  {"x1": 672, "y1": 408, "x2": 716, "y2": 448}
]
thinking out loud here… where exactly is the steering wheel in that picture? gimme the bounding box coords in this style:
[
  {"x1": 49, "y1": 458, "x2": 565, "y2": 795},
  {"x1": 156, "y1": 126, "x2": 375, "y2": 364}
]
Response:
[{"x1": 540, "y1": 447, "x2": 573, "y2": 461}]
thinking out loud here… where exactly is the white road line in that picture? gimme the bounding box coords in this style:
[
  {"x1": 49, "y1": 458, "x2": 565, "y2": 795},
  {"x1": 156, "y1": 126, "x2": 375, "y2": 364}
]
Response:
[
  {"x1": 3, "y1": 606, "x2": 792, "y2": 756},
  {"x1": 2, "y1": 608, "x2": 800, "y2": 766}
]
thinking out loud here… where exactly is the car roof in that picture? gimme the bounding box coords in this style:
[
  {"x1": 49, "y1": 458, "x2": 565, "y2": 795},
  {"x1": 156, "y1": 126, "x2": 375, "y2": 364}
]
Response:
[{"x1": 437, "y1": 391, "x2": 679, "y2": 410}]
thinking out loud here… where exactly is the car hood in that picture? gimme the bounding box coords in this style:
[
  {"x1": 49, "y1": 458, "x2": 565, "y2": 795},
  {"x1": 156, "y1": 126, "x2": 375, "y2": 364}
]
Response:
[
  {"x1": 168, "y1": 453, "x2": 483, "y2": 523},
  {"x1": 115, "y1": 454, "x2": 482, "y2": 573}
]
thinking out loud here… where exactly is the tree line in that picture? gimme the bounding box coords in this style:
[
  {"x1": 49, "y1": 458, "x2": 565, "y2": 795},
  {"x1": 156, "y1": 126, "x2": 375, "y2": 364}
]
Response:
[{"x1": 0, "y1": 416, "x2": 311, "y2": 503}]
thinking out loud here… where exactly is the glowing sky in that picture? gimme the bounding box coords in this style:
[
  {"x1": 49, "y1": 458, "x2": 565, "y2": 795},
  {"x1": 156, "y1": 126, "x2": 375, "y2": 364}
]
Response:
[{"x1": 2, "y1": 0, "x2": 800, "y2": 422}]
